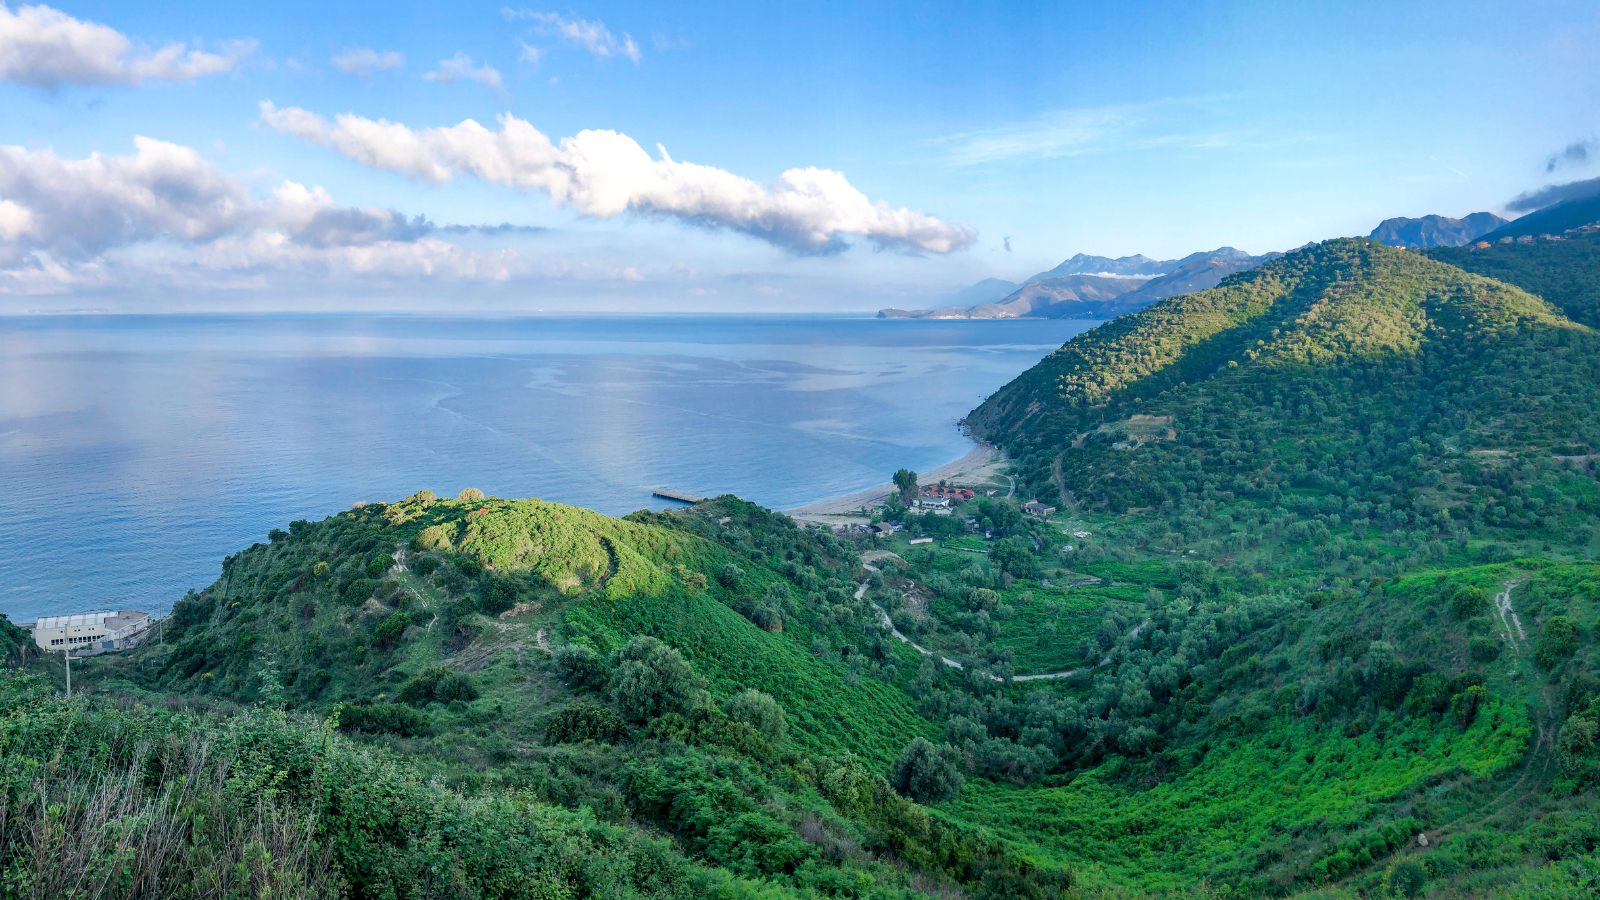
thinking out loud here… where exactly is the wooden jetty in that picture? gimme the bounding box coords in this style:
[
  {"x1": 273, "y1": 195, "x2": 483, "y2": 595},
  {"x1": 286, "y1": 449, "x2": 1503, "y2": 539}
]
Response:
[{"x1": 651, "y1": 488, "x2": 706, "y2": 503}]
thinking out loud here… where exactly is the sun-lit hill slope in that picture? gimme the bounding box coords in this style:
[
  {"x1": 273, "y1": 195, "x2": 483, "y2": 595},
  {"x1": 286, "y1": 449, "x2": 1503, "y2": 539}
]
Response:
[
  {"x1": 100, "y1": 491, "x2": 933, "y2": 763},
  {"x1": 968, "y1": 239, "x2": 1600, "y2": 539}
]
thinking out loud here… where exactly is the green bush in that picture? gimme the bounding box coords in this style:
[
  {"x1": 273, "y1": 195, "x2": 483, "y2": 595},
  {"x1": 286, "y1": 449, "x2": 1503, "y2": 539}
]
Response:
[
  {"x1": 890, "y1": 738, "x2": 965, "y2": 805},
  {"x1": 411, "y1": 555, "x2": 439, "y2": 577},
  {"x1": 545, "y1": 704, "x2": 628, "y2": 744},
  {"x1": 1450, "y1": 585, "x2": 1488, "y2": 620},
  {"x1": 1536, "y1": 616, "x2": 1581, "y2": 670},
  {"x1": 396, "y1": 667, "x2": 480, "y2": 706},
  {"x1": 1468, "y1": 635, "x2": 1501, "y2": 663},
  {"x1": 373, "y1": 612, "x2": 411, "y2": 650},
  {"x1": 554, "y1": 643, "x2": 610, "y2": 690},
  {"x1": 340, "y1": 578, "x2": 376, "y2": 603},
  {"x1": 726, "y1": 689, "x2": 787, "y2": 744},
  {"x1": 337, "y1": 702, "x2": 432, "y2": 737},
  {"x1": 481, "y1": 574, "x2": 517, "y2": 615},
  {"x1": 608, "y1": 637, "x2": 701, "y2": 722}
]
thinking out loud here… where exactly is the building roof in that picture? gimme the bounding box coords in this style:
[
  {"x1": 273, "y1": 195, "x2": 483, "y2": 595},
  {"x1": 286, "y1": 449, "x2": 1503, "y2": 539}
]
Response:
[{"x1": 34, "y1": 609, "x2": 149, "y2": 630}]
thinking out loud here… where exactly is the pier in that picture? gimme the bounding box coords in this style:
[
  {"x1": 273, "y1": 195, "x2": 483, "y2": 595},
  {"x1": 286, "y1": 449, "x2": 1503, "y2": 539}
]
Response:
[{"x1": 651, "y1": 488, "x2": 706, "y2": 503}]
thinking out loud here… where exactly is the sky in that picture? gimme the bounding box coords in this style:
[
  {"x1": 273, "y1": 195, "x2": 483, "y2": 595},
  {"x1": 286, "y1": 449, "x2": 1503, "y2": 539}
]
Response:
[{"x1": 1, "y1": 0, "x2": 1597, "y2": 313}]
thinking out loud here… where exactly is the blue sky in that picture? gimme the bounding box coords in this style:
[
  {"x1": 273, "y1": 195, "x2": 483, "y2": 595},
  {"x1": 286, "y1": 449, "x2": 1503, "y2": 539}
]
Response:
[{"x1": 1, "y1": 0, "x2": 1596, "y2": 311}]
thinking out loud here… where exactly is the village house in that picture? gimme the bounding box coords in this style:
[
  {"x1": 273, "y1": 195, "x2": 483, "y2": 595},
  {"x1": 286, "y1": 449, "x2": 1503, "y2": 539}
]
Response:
[
  {"x1": 1022, "y1": 501, "x2": 1056, "y2": 517},
  {"x1": 32, "y1": 610, "x2": 152, "y2": 655}
]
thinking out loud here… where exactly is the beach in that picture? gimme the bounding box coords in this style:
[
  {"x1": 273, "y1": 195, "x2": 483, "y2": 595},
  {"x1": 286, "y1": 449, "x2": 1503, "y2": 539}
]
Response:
[{"x1": 785, "y1": 442, "x2": 1008, "y2": 527}]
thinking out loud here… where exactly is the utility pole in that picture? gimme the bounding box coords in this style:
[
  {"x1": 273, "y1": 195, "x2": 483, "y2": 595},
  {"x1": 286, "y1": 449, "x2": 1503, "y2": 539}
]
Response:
[{"x1": 63, "y1": 649, "x2": 72, "y2": 698}]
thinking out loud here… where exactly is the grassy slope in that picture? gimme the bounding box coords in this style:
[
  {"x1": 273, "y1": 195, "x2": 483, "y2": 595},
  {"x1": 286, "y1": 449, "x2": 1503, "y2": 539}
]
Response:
[{"x1": 96, "y1": 492, "x2": 929, "y2": 764}]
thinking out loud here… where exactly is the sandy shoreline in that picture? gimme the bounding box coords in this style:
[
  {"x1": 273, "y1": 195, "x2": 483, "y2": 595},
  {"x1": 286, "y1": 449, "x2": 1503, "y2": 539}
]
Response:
[{"x1": 785, "y1": 442, "x2": 1006, "y2": 525}]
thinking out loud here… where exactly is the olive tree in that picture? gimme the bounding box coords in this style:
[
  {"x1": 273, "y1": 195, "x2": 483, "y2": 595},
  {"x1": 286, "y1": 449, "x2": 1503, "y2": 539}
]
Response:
[
  {"x1": 607, "y1": 636, "x2": 701, "y2": 722},
  {"x1": 889, "y1": 737, "x2": 965, "y2": 805},
  {"x1": 726, "y1": 688, "x2": 787, "y2": 744}
]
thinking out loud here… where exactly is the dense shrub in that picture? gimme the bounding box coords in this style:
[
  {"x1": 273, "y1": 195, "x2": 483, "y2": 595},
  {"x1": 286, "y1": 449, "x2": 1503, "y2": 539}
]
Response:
[
  {"x1": 1537, "y1": 616, "x2": 1582, "y2": 670},
  {"x1": 340, "y1": 578, "x2": 376, "y2": 603},
  {"x1": 554, "y1": 643, "x2": 611, "y2": 690},
  {"x1": 373, "y1": 612, "x2": 410, "y2": 650},
  {"x1": 545, "y1": 703, "x2": 629, "y2": 744},
  {"x1": 337, "y1": 702, "x2": 432, "y2": 737},
  {"x1": 608, "y1": 637, "x2": 701, "y2": 722},
  {"x1": 396, "y1": 667, "x2": 480, "y2": 706},
  {"x1": 1469, "y1": 635, "x2": 1501, "y2": 662},
  {"x1": 726, "y1": 689, "x2": 787, "y2": 744},
  {"x1": 890, "y1": 738, "x2": 965, "y2": 805}
]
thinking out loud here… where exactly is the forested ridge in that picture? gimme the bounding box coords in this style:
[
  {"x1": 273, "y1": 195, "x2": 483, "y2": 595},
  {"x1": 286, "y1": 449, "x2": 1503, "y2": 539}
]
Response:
[{"x1": 5, "y1": 238, "x2": 1600, "y2": 898}]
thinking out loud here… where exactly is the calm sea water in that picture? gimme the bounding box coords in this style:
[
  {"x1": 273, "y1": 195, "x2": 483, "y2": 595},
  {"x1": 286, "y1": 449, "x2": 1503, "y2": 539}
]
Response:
[{"x1": 0, "y1": 314, "x2": 1094, "y2": 622}]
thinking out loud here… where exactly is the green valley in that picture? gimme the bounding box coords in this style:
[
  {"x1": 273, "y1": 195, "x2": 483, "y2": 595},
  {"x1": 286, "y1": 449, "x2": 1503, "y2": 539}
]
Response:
[{"x1": 6, "y1": 240, "x2": 1600, "y2": 899}]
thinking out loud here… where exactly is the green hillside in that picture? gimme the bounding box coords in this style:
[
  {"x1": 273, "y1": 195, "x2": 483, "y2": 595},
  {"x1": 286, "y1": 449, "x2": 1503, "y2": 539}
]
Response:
[
  {"x1": 925, "y1": 239, "x2": 1600, "y2": 895},
  {"x1": 1425, "y1": 230, "x2": 1600, "y2": 328},
  {"x1": 13, "y1": 239, "x2": 1600, "y2": 898},
  {"x1": 25, "y1": 490, "x2": 1064, "y2": 900}
]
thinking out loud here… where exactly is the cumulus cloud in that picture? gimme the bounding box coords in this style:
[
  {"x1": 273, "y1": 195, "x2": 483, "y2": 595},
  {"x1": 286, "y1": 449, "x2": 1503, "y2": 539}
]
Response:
[
  {"x1": 258, "y1": 102, "x2": 976, "y2": 254},
  {"x1": 0, "y1": 137, "x2": 547, "y2": 292},
  {"x1": 502, "y1": 9, "x2": 639, "y2": 63},
  {"x1": 0, "y1": 2, "x2": 252, "y2": 88},
  {"x1": 1506, "y1": 175, "x2": 1600, "y2": 213},
  {"x1": 423, "y1": 52, "x2": 505, "y2": 97},
  {"x1": 1546, "y1": 138, "x2": 1597, "y2": 174},
  {"x1": 330, "y1": 46, "x2": 404, "y2": 77}
]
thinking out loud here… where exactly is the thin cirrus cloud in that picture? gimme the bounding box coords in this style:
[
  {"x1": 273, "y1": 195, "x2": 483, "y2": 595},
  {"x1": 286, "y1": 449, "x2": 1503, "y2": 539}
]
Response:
[
  {"x1": 502, "y1": 8, "x2": 640, "y2": 64},
  {"x1": 934, "y1": 98, "x2": 1248, "y2": 167},
  {"x1": 258, "y1": 102, "x2": 977, "y2": 255},
  {"x1": 0, "y1": 2, "x2": 253, "y2": 88},
  {"x1": 0, "y1": 136, "x2": 544, "y2": 293},
  {"x1": 423, "y1": 53, "x2": 506, "y2": 98},
  {"x1": 330, "y1": 46, "x2": 405, "y2": 78}
]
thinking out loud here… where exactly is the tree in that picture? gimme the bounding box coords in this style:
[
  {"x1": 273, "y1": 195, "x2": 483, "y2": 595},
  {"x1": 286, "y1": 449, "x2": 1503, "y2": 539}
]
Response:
[
  {"x1": 457, "y1": 488, "x2": 485, "y2": 501},
  {"x1": 890, "y1": 737, "x2": 965, "y2": 805},
  {"x1": 893, "y1": 469, "x2": 919, "y2": 504},
  {"x1": 608, "y1": 636, "x2": 701, "y2": 722},
  {"x1": 554, "y1": 643, "x2": 609, "y2": 690},
  {"x1": 1535, "y1": 616, "x2": 1581, "y2": 670},
  {"x1": 726, "y1": 689, "x2": 787, "y2": 744}
]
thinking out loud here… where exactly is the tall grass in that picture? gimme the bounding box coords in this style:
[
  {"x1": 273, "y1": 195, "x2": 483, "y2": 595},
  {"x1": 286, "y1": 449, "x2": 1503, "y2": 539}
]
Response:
[{"x1": 0, "y1": 733, "x2": 341, "y2": 899}]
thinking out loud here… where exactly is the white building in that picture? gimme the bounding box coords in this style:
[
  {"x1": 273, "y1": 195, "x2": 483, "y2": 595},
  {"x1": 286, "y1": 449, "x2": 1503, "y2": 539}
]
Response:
[{"x1": 32, "y1": 610, "x2": 152, "y2": 655}]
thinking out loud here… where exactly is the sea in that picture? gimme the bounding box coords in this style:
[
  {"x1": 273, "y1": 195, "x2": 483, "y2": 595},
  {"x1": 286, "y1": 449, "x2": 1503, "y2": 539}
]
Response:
[{"x1": 0, "y1": 314, "x2": 1096, "y2": 622}]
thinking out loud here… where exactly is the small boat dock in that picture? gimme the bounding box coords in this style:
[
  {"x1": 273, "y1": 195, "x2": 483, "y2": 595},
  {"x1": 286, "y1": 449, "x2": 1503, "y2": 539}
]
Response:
[{"x1": 651, "y1": 488, "x2": 706, "y2": 503}]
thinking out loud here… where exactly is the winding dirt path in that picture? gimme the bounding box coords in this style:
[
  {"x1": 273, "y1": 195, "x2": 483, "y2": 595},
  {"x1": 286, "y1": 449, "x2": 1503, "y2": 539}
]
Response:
[{"x1": 1494, "y1": 580, "x2": 1527, "y2": 650}]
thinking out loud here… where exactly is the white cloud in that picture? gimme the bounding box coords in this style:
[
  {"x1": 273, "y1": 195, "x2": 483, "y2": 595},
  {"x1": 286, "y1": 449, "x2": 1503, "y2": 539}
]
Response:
[
  {"x1": 517, "y1": 40, "x2": 542, "y2": 65},
  {"x1": 330, "y1": 46, "x2": 404, "y2": 77},
  {"x1": 423, "y1": 53, "x2": 505, "y2": 97},
  {"x1": 259, "y1": 103, "x2": 976, "y2": 254},
  {"x1": 503, "y1": 9, "x2": 639, "y2": 64},
  {"x1": 0, "y1": 137, "x2": 547, "y2": 293},
  {"x1": 0, "y1": 3, "x2": 252, "y2": 88}
]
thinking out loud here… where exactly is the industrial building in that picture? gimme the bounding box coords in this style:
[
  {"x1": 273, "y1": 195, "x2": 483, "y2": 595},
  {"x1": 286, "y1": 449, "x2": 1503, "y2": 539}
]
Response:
[{"x1": 32, "y1": 610, "x2": 152, "y2": 655}]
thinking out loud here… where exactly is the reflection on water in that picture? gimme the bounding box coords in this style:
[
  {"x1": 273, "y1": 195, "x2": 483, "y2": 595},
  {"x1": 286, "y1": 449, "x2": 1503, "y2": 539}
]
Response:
[{"x1": 0, "y1": 314, "x2": 1095, "y2": 620}]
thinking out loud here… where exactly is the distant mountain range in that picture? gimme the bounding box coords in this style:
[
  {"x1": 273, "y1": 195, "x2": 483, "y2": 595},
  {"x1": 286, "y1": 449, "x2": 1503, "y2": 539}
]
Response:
[
  {"x1": 1481, "y1": 193, "x2": 1600, "y2": 241},
  {"x1": 880, "y1": 247, "x2": 1275, "y2": 320},
  {"x1": 1368, "y1": 213, "x2": 1508, "y2": 248}
]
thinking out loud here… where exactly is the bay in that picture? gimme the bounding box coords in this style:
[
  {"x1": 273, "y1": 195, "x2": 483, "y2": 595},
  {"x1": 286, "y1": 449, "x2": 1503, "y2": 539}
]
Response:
[{"x1": 0, "y1": 314, "x2": 1094, "y2": 621}]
